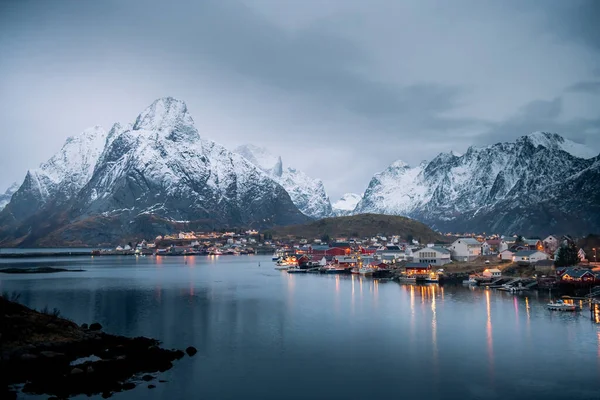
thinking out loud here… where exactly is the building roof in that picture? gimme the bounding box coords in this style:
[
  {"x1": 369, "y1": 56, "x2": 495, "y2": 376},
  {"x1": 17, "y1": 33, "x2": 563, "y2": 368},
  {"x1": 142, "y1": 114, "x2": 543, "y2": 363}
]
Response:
[
  {"x1": 515, "y1": 250, "x2": 544, "y2": 257},
  {"x1": 500, "y1": 249, "x2": 514, "y2": 254},
  {"x1": 415, "y1": 246, "x2": 450, "y2": 255},
  {"x1": 563, "y1": 268, "x2": 594, "y2": 278},
  {"x1": 524, "y1": 239, "x2": 541, "y2": 246},
  {"x1": 331, "y1": 242, "x2": 351, "y2": 248},
  {"x1": 485, "y1": 239, "x2": 502, "y2": 246},
  {"x1": 455, "y1": 238, "x2": 480, "y2": 245},
  {"x1": 310, "y1": 245, "x2": 331, "y2": 251},
  {"x1": 385, "y1": 245, "x2": 401, "y2": 251}
]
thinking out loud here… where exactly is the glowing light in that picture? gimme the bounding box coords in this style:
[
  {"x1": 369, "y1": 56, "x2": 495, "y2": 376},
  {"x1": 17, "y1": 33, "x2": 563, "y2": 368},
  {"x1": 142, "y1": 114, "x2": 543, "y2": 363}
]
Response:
[{"x1": 486, "y1": 289, "x2": 494, "y2": 382}]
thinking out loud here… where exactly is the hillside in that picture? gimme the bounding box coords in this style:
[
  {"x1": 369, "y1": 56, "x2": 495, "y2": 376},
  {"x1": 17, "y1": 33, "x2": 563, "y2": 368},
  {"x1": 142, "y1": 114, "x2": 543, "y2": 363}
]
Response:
[{"x1": 269, "y1": 213, "x2": 447, "y2": 243}]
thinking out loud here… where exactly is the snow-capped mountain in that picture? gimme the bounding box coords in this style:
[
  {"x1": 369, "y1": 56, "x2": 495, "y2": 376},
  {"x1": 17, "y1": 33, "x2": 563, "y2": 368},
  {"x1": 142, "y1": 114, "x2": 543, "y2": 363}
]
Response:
[
  {"x1": 332, "y1": 193, "x2": 362, "y2": 216},
  {"x1": 0, "y1": 182, "x2": 19, "y2": 211},
  {"x1": 5, "y1": 126, "x2": 107, "y2": 221},
  {"x1": 0, "y1": 98, "x2": 307, "y2": 246},
  {"x1": 355, "y1": 132, "x2": 600, "y2": 235},
  {"x1": 235, "y1": 144, "x2": 332, "y2": 219}
]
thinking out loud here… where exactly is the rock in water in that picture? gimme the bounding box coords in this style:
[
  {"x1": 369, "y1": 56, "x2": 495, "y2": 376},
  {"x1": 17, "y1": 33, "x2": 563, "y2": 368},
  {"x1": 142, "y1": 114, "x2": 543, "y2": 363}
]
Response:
[{"x1": 185, "y1": 346, "x2": 197, "y2": 356}]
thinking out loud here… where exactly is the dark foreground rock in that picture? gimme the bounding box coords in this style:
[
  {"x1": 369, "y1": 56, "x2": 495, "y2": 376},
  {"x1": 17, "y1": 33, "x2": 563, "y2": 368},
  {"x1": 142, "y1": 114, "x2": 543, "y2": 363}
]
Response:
[{"x1": 0, "y1": 296, "x2": 186, "y2": 398}]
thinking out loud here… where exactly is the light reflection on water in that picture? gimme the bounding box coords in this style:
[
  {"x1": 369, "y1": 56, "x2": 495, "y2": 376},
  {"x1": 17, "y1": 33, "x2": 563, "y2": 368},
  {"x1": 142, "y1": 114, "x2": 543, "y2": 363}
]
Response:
[{"x1": 1, "y1": 255, "x2": 600, "y2": 400}]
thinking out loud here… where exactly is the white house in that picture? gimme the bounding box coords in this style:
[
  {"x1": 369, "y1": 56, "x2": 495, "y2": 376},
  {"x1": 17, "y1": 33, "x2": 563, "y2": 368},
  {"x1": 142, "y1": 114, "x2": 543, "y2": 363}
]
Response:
[
  {"x1": 499, "y1": 249, "x2": 514, "y2": 262},
  {"x1": 450, "y1": 238, "x2": 482, "y2": 262},
  {"x1": 513, "y1": 250, "x2": 549, "y2": 265},
  {"x1": 578, "y1": 248, "x2": 587, "y2": 262},
  {"x1": 413, "y1": 246, "x2": 452, "y2": 266},
  {"x1": 483, "y1": 268, "x2": 502, "y2": 278},
  {"x1": 543, "y1": 235, "x2": 559, "y2": 253}
]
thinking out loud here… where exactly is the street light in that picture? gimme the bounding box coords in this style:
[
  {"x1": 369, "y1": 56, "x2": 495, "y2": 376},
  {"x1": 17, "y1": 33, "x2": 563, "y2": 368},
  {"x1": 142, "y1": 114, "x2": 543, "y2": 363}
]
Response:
[{"x1": 593, "y1": 248, "x2": 597, "y2": 262}]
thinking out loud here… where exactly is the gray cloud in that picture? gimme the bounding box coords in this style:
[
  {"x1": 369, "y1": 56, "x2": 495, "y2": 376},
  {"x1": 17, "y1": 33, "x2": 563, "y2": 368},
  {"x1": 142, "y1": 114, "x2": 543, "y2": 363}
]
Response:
[
  {"x1": 0, "y1": 0, "x2": 599, "y2": 200},
  {"x1": 566, "y1": 81, "x2": 600, "y2": 94}
]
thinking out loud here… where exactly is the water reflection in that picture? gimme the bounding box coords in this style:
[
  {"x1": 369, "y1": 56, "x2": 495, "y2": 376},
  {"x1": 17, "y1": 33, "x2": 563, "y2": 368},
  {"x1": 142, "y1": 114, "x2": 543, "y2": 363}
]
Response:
[
  {"x1": 3, "y1": 257, "x2": 600, "y2": 400},
  {"x1": 485, "y1": 289, "x2": 494, "y2": 383},
  {"x1": 431, "y1": 285, "x2": 438, "y2": 378}
]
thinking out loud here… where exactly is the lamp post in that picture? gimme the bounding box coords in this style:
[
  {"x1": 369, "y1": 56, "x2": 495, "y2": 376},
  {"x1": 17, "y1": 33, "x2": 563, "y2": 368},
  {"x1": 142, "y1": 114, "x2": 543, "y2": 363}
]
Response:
[{"x1": 593, "y1": 248, "x2": 597, "y2": 262}]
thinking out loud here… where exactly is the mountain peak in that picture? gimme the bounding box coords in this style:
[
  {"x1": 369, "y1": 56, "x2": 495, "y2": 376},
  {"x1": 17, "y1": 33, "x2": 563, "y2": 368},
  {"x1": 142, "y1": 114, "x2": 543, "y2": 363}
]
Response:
[
  {"x1": 390, "y1": 160, "x2": 410, "y2": 169},
  {"x1": 332, "y1": 193, "x2": 362, "y2": 214},
  {"x1": 133, "y1": 97, "x2": 197, "y2": 142},
  {"x1": 518, "y1": 131, "x2": 596, "y2": 159}
]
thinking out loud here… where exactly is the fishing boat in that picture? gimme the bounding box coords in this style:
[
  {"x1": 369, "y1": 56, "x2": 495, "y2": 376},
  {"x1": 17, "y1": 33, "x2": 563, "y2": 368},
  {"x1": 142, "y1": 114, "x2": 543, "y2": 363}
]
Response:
[
  {"x1": 351, "y1": 267, "x2": 360, "y2": 275},
  {"x1": 424, "y1": 273, "x2": 439, "y2": 283},
  {"x1": 359, "y1": 267, "x2": 375, "y2": 276},
  {"x1": 462, "y1": 277, "x2": 478, "y2": 285},
  {"x1": 547, "y1": 299, "x2": 579, "y2": 311},
  {"x1": 287, "y1": 267, "x2": 307, "y2": 274},
  {"x1": 397, "y1": 276, "x2": 416, "y2": 283}
]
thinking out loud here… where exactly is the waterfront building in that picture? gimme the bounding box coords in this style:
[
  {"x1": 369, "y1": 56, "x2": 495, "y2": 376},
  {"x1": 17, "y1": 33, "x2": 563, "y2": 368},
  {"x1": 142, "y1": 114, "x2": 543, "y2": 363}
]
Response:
[
  {"x1": 513, "y1": 250, "x2": 549, "y2": 265},
  {"x1": 449, "y1": 238, "x2": 482, "y2": 262},
  {"x1": 412, "y1": 246, "x2": 452, "y2": 266}
]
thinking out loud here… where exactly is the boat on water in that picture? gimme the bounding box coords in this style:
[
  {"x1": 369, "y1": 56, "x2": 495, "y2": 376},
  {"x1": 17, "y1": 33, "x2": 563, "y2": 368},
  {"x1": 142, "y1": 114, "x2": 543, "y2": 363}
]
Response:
[
  {"x1": 359, "y1": 267, "x2": 375, "y2": 276},
  {"x1": 325, "y1": 265, "x2": 350, "y2": 274},
  {"x1": 274, "y1": 265, "x2": 289, "y2": 271},
  {"x1": 424, "y1": 274, "x2": 439, "y2": 283},
  {"x1": 287, "y1": 267, "x2": 307, "y2": 274},
  {"x1": 462, "y1": 278, "x2": 478, "y2": 285},
  {"x1": 397, "y1": 276, "x2": 416, "y2": 283},
  {"x1": 547, "y1": 299, "x2": 579, "y2": 311},
  {"x1": 351, "y1": 267, "x2": 360, "y2": 275}
]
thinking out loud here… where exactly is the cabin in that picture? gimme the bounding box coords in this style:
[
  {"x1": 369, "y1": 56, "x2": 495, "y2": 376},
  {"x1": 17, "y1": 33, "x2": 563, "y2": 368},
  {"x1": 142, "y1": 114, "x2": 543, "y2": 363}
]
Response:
[
  {"x1": 560, "y1": 268, "x2": 596, "y2": 283},
  {"x1": 482, "y1": 268, "x2": 502, "y2": 279},
  {"x1": 484, "y1": 239, "x2": 506, "y2": 254},
  {"x1": 523, "y1": 239, "x2": 544, "y2": 251},
  {"x1": 499, "y1": 249, "x2": 515, "y2": 262},
  {"x1": 543, "y1": 235, "x2": 559, "y2": 254},
  {"x1": 404, "y1": 262, "x2": 432, "y2": 276},
  {"x1": 361, "y1": 246, "x2": 379, "y2": 255},
  {"x1": 412, "y1": 246, "x2": 452, "y2": 266},
  {"x1": 513, "y1": 250, "x2": 549, "y2": 265},
  {"x1": 450, "y1": 238, "x2": 482, "y2": 262}
]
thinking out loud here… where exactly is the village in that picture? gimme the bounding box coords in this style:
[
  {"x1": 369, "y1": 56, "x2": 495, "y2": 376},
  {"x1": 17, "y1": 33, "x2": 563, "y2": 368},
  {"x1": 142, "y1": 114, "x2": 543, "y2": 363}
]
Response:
[{"x1": 99, "y1": 229, "x2": 600, "y2": 291}]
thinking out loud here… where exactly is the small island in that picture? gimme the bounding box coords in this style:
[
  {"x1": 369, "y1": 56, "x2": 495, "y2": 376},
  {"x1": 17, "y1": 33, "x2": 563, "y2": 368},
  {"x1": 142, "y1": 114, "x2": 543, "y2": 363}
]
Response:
[{"x1": 0, "y1": 267, "x2": 86, "y2": 274}]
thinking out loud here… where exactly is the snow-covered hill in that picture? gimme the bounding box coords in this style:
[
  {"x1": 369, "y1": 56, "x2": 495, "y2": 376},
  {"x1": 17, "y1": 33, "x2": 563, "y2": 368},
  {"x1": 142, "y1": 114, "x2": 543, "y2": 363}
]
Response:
[
  {"x1": 235, "y1": 145, "x2": 332, "y2": 219},
  {"x1": 332, "y1": 193, "x2": 362, "y2": 216},
  {"x1": 355, "y1": 132, "x2": 599, "y2": 235},
  {"x1": 0, "y1": 98, "x2": 307, "y2": 246}
]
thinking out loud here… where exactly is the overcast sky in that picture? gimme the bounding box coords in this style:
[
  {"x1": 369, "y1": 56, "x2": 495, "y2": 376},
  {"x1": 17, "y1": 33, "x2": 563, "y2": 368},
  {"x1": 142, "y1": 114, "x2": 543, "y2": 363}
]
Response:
[{"x1": 1, "y1": 0, "x2": 599, "y2": 200}]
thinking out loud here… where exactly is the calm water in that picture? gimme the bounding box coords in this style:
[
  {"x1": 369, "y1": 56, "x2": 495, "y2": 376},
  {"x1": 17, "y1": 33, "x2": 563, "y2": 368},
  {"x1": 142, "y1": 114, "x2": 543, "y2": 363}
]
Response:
[{"x1": 2, "y1": 255, "x2": 600, "y2": 400}]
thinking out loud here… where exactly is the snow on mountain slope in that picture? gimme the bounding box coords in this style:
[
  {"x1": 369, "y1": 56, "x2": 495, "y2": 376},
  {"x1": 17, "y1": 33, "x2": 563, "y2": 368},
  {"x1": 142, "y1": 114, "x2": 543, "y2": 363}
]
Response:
[
  {"x1": 0, "y1": 182, "x2": 19, "y2": 211},
  {"x1": 0, "y1": 97, "x2": 307, "y2": 246},
  {"x1": 4, "y1": 126, "x2": 107, "y2": 221},
  {"x1": 75, "y1": 98, "x2": 306, "y2": 227},
  {"x1": 235, "y1": 144, "x2": 332, "y2": 219},
  {"x1": 332, "y1": 193, "x2": 362, "y2": 216},
  {"x1": 355, "y1": 133, "x2": 598, "y2": 235},
  {"x1": 525, "y1": 132, "x2": 597, "y2": 159}
]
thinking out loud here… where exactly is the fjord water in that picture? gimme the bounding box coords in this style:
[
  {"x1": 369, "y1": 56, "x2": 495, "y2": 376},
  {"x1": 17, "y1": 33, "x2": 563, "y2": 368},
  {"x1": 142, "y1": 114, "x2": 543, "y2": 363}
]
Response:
[{"x1": 2, "y1": 256, "x2": 600, "y2": 400}]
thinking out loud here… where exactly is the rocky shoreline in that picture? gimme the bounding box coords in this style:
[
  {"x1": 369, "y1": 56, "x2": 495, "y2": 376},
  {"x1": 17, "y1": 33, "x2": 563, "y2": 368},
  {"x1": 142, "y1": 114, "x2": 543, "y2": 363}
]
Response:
[{"x1": 0, "y1": 296, "x2": 194, "y2": 399}]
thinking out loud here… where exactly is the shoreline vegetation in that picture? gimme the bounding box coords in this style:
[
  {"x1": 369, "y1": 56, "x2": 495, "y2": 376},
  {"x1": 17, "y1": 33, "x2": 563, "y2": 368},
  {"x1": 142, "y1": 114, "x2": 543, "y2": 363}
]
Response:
[{"x1": 0, "y1": 295, "x2": 196, "y2": 399}]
